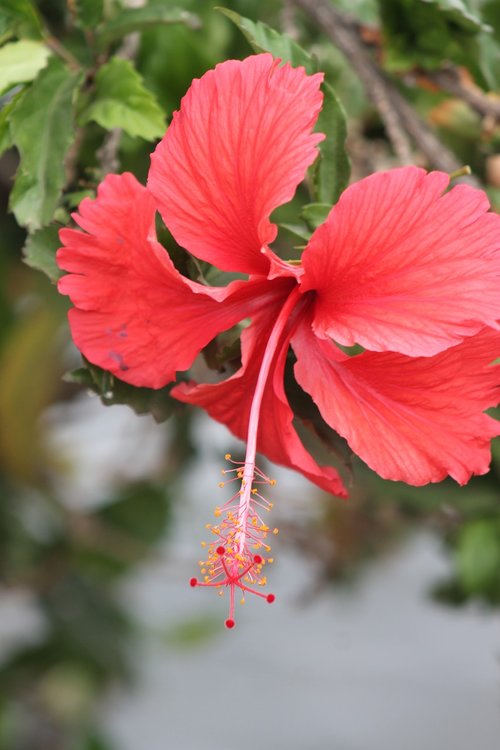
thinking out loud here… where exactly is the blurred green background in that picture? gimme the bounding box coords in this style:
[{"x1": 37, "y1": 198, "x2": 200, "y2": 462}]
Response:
[{"x1": 0, "y1": 1, "x2": 499, "y2": 748}]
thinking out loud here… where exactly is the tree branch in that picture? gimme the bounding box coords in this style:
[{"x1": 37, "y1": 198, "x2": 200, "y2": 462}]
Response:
[{"x1": 290, "y1": 0, "x2": 478, "y2": 182}]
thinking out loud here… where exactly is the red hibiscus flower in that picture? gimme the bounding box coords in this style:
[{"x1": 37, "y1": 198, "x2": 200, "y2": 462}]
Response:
[{"x1": 57, "y1": 54, "x2": 500, "y2": 627}]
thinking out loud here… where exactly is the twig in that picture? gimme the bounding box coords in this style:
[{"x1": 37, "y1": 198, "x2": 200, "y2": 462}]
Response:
[
  {"x1": 290, "y1": 0, "x2": 477, "y2": 182},
  {"x1": 413, "y1": 67, "x2": 500, "y2": 121}
]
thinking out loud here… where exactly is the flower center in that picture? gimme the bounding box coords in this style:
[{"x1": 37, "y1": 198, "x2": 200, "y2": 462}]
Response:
[{"x1": 190, "y1": 285, "x2": 303, "y2": 627}]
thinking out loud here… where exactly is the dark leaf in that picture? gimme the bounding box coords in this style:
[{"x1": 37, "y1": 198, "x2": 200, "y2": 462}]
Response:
[
  {"x1": 96, "y1": 3, "x2": 200, "y2": 46},
  {"x1": 23, "y1": 225, "x2": 62, "y2": 281},
  {"x1": 9, "y1": 58, "x2": 82, "y2": 230},
  {"x1": 64, "y1": 361, "x2": 176, "y2": 423}
]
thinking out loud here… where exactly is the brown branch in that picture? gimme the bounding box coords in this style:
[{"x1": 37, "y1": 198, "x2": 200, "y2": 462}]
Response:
[
  {"x1": 290, "y1": 0, "x2": 478, "y2": 183},
  {"x1": 413, "y1": 67, "x2": 500, "y2": 121}
]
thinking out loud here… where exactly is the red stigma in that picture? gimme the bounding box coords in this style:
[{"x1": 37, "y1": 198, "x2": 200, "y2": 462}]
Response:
[
  {"x1": 189, "y1": 577, "x2": 198, "y2": 587},
  {"x1": 253, "y1": 554, "x2": 263, "y2": 564},
  {"x1": 266, "y1": 593, "x2": 275, "y2": 603},
  {"x1": 216, "y1": 545, "x2": 226, "y2": 555},
  {"x1": 225, "y1": 618, "x2": 235, "y2": 629}
]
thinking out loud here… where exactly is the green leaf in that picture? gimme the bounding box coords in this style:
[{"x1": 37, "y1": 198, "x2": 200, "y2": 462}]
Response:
[
  {"x1": 218, "y1": 8, "x2": 314, "y2": 70},
  {"x1": 9, "y1": 58, "x2": 82, "y2": 230},
  {"x1": 80, "y1": 58, "x2": 166, "y2": 140},
  {"x1": 456, "y1": 519, "x2": 500, "y2": 597},
  {"x1": 378, "y1": 0, "x2": 491, "y2": 73},
  {"x1": 23, "y1": 225, "x2": 62, "y2": 282},
  {"x1": 300, "y1": 203, "x2": 331, "y2": 230},
  {"x1": 64, "y1": 361, "x2": 176, "y2": 423},
  {"x1": 314, "y1": 82, "x2": 350, "y2": 204},
  {"x1": 0, "y1": 40, "x2": 51, "y2": 94},
  {"x1": 74, "y1": 0, "x2": 103, "y2": 29},
  {"x1": 0, "y1": 0, "x2": 43, "y2": 42},
  {"x1": 0, "y1": 89, "x2": 25, "y2": 158},
  {"x1": 278, "y1": 222, "x2": 311, "y2": 242},
  {"x1": 96, "y1": 3, "x2": 200, "y2": 46},
  {"x1": 219, "y1": 8, "x2": 350, "y2": 205}
]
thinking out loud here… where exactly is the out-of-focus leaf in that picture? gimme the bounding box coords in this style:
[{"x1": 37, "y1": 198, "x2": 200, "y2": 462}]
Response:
[
  {"x1": 96, "y1": 3, "x2": 200, "y2": 46},
  {"x1": 9, "y1": 58, "x2": 82, "y2": 230},
  {"x1": 42, "y1": 575, "x2": 133, "y2": 681},
  {"x1": 378, "y1": 0, "x2": 491, "y2": 73},
  {"x1": 479, "y1": 0, "x2": 500, "y2": 89},
  {"x1": 163, "y1": 614, "x2": 221, "y2": 649},
  {"x1": 0, "y1": 89, "x2": 25, "y2": 158},
  {"x1": 64, "y1": 362, "x2": 176, "y2": 423},
  {"x1": 219, "y1": 9, "x2": 350, "y2": 205},
  {"x1": 80, "y1": 58, "x2": 166, "y2": 140},
  {"x1": 0, "y1": 305, "x2": 62, "y2": 482},
  {"x1": 300, "y1": 202, "x2": 331, "y2": 230},
  {"x1": 98, "y1": 483, "x2": 170, "y2": 546},
  {"x1": 278, "y1": 222, "x2": 311, "y2": 242},
  {"x1": 0, "y1": 40, "x2": 51, "y2": 94},
  {"x1": 74, "y1": 0, "x2": 103, "y2": 29},
  {"x1": 23, "y1": 225, "x2": 62, "y2": 282},
  {"x1": 74, "y1": 730, "x2": 117, "y2": 750},
  {"x1": 456, "y1": 519, "x2": 500, "y2": 597},
  {"x1": 0, "y1": 0, "x2": 43, "y2": 42}
]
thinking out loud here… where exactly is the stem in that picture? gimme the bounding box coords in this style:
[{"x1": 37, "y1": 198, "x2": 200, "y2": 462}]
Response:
[{"x1": 236, "y1": 285, "x2": 302, "y2": 552}]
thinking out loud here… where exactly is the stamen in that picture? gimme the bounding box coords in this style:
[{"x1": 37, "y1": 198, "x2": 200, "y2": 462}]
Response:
[
  {"x1": 189, "y1": 457, "x2": 278, "y2": 626},
  {"x1": 189, "y1": 287, "x2": 303, "y2": 627}
]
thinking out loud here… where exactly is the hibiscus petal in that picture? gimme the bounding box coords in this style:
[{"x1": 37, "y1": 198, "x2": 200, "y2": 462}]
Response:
[
  {"x1": 57, "y1": 172, "x2": 283, "y2": 389},
  {"x1": 148, "y1": 54, "x2": 324, "y2": 275},
  {"x1": 300, "y1": 167, "x2": 500, "y2": 356},
  {"x1": 172, "y1": 302, "x2": 347, "y2": 497},
  {"x1": 292, "y1": 316, "x2": 500, "y2": 486}
]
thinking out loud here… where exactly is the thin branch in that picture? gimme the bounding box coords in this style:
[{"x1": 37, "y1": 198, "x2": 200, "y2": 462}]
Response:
[
  {"x1": 290, "y1": 0, "x2": 477, "y2": 182},
  {"x1": 412, "y1": 67, "x2": 500, "y2": 121}
]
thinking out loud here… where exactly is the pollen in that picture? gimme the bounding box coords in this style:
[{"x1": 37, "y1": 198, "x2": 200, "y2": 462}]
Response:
[{"x1": 189, "y1": 454, "x2": 277, "y2": 627}]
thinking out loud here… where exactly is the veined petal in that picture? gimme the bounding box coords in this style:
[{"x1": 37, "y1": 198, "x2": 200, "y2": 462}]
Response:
[
  {"x1": 292, "y1": 316, "x2": 500, "y2": 486},
  {"x1": 300, "y1": 167, "x2": 500, "y2": 356},
  {"x1": 57, "y1": 172, "x2": 280, "y2": 389},
  {"x1": 148, "y1": 54, "x2": 324, "y2": 276},
  {"x1": 172, "y1": 302, "x2": 347, "y2": 497}
]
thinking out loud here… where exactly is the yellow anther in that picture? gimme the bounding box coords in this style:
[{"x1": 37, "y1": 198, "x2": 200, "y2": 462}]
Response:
[
  {"x1": 240, "y1": 598, "x2": 245, "y2": 605},
  {"x1": 205, "y1": 523, "x2": 212, "y2": 529},
  {"x1": 251, "y1": 488, "x2": 258, "y2": 494},
  {"x1": 219, "y1": 590, "x2": 224, "y2": 596},
  {"x1": 218, "y1": 482, "x2": 225, "y2": 488},
  {"x1": 264, "y1": 544, "x2": 271, "y2": 551},
  {"x1": 204, "y1": 576, "x2": 210, "y2": 582},
  {"x1": 201, "y1": 568, "x2": 206, "y2": 575},
  {"x1": 200, "y1": 541, "x2": 206, "y2": 548},
  {"x1": 225, "y1": 453, "x2": 232, "y2": 460},
  {"x1": 259, "y1": 577, "x2": 267, "y2": 586},
  {"x1": 267, "y1": 558, "x2": 274, "y2": 564},
  {"x1": 269, "y1": 479, "x2": 277, "y2": 486},
  {"x1": 260, "y1": 524, "x2": 269, "y2": 532},
  {"x1": 268, "y1": 503, "x2": 274, "y2": 509},
  {"x1": 273, "y1": 528, "x2": 279, "y2": 535},
  {"x1": 253, "y1": 543, "x2": 262, "y2": 549}
]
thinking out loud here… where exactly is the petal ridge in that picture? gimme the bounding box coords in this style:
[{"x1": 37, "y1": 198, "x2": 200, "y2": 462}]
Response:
[
  {"x1": 148, "y1": 54, "x2": 324, "y2": 275},
  {"x1": 301, "y1": 167, "x2": 500, "y2": 356},
  {"x1": 292, "y1": 316, "x2": 500, "y2": 486},
  {"x1": 57, "y1": 172, "x2": 282, "y2": 388}
]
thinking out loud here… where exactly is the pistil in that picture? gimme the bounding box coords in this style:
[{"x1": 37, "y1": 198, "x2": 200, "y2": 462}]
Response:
[{"x1": 190, "y1": 285, "x2": 303, "y2": 627}]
